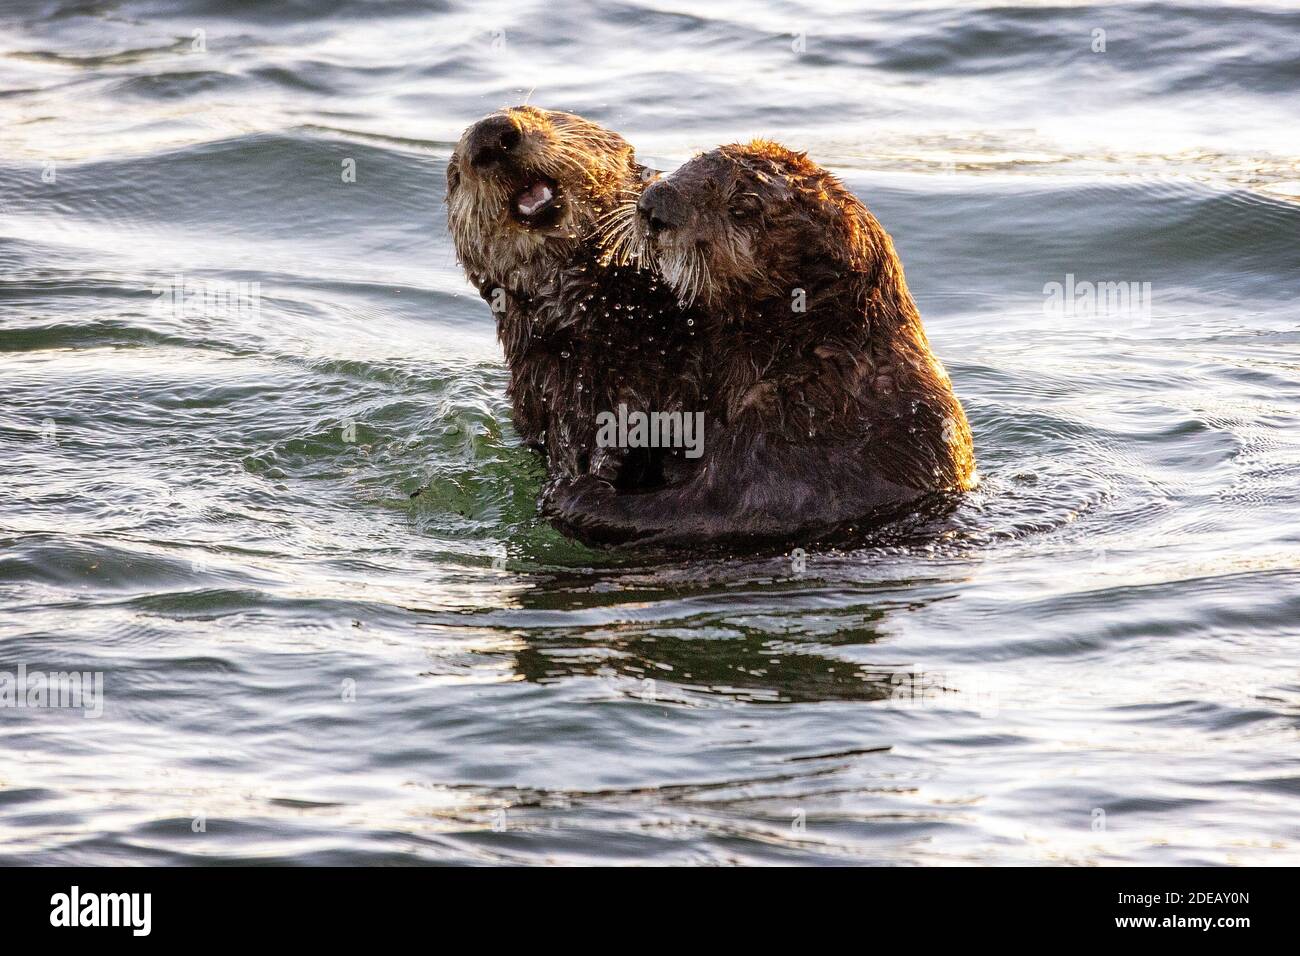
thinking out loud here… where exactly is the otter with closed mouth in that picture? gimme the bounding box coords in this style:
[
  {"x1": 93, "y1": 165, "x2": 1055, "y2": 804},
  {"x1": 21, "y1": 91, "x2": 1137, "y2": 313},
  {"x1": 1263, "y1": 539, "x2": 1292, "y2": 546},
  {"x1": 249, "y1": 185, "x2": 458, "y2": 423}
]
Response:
[
  {"x1": 446, "y1": 106, "x2": 706, "y2": 490},
  {"x1": 545, "y1": 139, "x2": 977, "y2": 547}
]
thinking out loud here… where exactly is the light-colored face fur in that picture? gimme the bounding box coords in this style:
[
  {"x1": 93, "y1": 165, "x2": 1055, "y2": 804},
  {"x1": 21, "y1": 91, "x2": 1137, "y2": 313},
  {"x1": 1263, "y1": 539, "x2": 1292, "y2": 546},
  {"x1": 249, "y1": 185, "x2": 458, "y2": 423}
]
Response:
[
  {"x1": 446, "y1": 106, "x2": 645, "y2": 292},
  {"x1": 603, "y1": 140, "x2": 867, "y2": 311}
]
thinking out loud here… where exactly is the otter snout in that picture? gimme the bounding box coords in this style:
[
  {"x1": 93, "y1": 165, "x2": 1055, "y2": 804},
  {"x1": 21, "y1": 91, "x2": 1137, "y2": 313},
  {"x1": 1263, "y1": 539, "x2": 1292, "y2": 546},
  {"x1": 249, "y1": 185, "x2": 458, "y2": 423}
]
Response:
[
  {"x1": 638, "y1": 181, "x2": 687, "y2": 235},
  {"x1": 466, "y1": 113, "x2": 523, "y2": 170}
]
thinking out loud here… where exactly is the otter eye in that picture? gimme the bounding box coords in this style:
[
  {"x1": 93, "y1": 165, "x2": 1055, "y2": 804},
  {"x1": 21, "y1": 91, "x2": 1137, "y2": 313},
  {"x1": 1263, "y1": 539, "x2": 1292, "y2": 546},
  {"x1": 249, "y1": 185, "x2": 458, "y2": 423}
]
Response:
[{"x1": 729, "y1": 194, "x2": 760, "y2": 220}]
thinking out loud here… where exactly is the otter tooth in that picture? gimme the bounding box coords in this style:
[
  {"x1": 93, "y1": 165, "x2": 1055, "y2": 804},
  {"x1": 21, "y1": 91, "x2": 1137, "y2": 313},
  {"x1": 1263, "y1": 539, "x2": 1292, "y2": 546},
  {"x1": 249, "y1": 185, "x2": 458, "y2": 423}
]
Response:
[{"x1": 518, "y1": 184, "x2": 554, "y2": 216}]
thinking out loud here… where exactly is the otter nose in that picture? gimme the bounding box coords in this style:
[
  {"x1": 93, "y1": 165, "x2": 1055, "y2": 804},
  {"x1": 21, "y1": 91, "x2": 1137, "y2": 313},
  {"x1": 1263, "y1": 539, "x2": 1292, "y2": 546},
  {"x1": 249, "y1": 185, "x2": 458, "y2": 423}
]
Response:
[
  {"x1": 466, "y1": 114, "x2": 522, "y2": 169},
  {"x1": 638, "y1": 182, "x2": 686, "y2": 235}
]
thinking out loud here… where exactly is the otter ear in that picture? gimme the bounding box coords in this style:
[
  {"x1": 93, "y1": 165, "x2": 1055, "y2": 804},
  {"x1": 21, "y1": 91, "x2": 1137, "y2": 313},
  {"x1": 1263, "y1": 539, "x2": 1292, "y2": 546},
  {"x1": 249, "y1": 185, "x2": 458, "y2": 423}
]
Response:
[
  {"x1": 751, "y1": 169, "x2": 794, "y2": 202},
  {"x1": 633, "y1": 164, "x2": 663, "y2": 185}
]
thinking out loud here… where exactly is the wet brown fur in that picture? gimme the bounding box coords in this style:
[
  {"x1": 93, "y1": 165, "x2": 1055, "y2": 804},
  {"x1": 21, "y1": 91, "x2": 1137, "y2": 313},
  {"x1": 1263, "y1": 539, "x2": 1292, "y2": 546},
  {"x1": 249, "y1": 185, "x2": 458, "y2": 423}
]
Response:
[
  {"x1": 446, "y1": 107, "x2": 705, "y2": 486},
  {"x1": 546, "y1": 140, "x2": 976, "y2": 548}
]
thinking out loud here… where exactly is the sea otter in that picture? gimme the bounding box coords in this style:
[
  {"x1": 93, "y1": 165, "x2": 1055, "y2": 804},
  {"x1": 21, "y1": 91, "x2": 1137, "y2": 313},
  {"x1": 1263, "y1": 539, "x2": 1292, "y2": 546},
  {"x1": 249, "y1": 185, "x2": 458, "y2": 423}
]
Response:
[
  {"x1": 545, "y1": 139, "x2": 976, "y2": 547},
  {"x1": 446, "y1": 106, "x2": 705, "y2": 490}
]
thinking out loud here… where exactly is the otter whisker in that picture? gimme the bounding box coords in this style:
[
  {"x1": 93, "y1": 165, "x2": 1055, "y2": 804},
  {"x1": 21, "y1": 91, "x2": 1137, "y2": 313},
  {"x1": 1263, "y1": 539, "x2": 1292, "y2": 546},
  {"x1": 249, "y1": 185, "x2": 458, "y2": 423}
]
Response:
[
  {"x1": 595, "y1": 196, "x2": 647, "y2": 267},
  {"x1": 670, "y1": 244, "x2": 712, "y2": 308},
  {"x1": 658, "y1": 242, "x2": 708, "y2": 308},
  {"x1": 593, "y1": 197, "x2": 636, "y2": 236},
  {"x1": 549, "y1": 144, "x2": 602, "y2": 183},
  {"x1": 596, "y1": 219, "x2": 634, "y2": 266}
]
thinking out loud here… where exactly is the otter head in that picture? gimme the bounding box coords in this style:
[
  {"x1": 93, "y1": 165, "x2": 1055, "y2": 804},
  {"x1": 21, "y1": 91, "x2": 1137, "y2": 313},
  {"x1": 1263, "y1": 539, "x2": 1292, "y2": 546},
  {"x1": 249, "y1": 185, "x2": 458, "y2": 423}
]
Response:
[
  {"x1": 618, "y1": 139, "x2": 878, "y2": 311},
  {"x1": 446, "y1": 106, "x2": 646, "y2": 291}
]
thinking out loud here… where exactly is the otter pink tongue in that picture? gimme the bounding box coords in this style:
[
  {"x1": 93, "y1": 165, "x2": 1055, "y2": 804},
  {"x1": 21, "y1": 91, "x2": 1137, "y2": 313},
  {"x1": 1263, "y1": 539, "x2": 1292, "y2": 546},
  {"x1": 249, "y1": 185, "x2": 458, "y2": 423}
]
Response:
[{"x1": 516, "y1": 180, "x2": 554, "y2": 216}]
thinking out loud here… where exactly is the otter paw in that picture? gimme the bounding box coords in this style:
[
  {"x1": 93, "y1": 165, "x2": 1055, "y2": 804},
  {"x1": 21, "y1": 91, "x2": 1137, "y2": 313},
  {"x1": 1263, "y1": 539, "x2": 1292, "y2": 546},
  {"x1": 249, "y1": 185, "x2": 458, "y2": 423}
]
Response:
[
  {"x1": 588, "y1": 447, "x2": 625, "y2": 483},
  {"x1": 540, "y1": 475, "x2": 616, "y2": 525}
]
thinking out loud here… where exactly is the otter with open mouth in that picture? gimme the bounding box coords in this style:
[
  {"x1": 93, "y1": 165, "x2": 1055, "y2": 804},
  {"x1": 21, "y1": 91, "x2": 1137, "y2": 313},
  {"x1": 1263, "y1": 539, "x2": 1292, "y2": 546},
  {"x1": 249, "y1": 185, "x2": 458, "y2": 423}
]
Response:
[
  {"x1": 545, "y1": 139, "x2": 976, "y2": 548},
  {"x1": 446, "y1": 106, "x2": 706, "y2": 490}
]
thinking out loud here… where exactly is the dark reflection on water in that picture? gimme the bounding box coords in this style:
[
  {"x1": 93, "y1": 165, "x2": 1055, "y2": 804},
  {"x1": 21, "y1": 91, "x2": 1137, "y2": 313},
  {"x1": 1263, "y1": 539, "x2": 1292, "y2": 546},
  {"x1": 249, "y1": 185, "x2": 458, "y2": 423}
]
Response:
[
  {"x1": 493, "y1": 560, "x2": 960, "y2": 703},
  {"x1": 1, "y1": 0, "x2": 1299, "y2": 864},
  {"x1": 509, "y1": 616, "x2": 903, "y2": 705}
]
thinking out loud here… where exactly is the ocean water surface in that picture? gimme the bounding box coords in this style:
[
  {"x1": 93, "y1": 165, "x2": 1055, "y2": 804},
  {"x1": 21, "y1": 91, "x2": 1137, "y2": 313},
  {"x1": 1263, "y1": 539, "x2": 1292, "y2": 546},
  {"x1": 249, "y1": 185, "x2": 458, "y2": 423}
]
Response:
[{"x1": 1, "y1": 0, "x2": 1299, "y2": 864}]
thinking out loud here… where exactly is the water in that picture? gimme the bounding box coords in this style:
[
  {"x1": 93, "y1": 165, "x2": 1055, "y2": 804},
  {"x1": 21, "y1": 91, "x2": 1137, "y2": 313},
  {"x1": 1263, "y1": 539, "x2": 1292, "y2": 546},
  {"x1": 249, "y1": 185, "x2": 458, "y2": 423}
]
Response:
[{"x1": 2, "y1": 0, "x2": 1298, "y2": 865}]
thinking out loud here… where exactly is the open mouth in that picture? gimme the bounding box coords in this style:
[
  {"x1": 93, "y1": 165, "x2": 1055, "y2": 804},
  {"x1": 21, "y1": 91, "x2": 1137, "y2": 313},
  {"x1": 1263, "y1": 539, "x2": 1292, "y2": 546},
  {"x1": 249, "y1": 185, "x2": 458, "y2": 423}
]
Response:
[{"x1": 511, "y1": 176, "x2": 560, "y2": 225}]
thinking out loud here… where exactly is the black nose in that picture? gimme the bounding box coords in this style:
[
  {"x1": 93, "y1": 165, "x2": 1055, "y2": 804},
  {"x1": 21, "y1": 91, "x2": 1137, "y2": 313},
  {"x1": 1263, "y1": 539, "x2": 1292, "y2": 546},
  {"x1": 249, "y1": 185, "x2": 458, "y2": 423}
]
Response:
[
  {"x1": 638, "y1": 182, "x2": 685, "y2": 234},
  {"x1": 466, "y1": 114, "x2": 522, "y2": 169}
]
